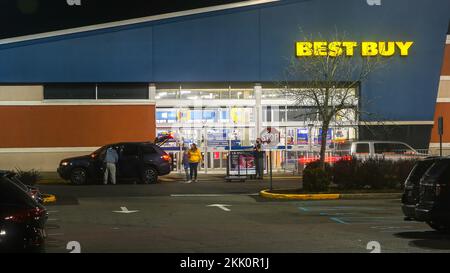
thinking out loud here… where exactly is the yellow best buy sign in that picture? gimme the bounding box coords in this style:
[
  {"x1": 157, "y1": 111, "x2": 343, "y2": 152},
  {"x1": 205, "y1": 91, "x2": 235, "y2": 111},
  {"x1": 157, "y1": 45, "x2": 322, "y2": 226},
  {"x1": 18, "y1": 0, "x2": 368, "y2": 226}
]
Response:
[{"x1": 296, "y1": 41, "x2": 414, "y2": 57}]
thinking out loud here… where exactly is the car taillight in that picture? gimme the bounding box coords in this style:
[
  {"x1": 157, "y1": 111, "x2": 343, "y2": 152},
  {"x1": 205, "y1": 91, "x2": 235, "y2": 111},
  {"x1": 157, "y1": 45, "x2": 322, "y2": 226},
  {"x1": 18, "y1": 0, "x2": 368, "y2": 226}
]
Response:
[
  {"x1": 4, "y1": 207, "x2": 46, "y2": 223},
  {"x1": 162, "y1": 154, "x2": 171, "y2": 162},
  {"x1": 298, "y1": 155, "x2": 352, "y2": 165}
]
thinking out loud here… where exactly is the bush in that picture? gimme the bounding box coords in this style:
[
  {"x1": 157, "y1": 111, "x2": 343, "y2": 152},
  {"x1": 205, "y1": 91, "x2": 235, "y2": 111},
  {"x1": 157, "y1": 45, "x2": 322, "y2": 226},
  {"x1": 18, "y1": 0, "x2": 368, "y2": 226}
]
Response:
[
  {"x1": 14, "y1": 168, "x2": 42, "y2": 186},
  {"x1": 333, "y1": 157, "x2": 359, "y2": 189},
  {"x1": 392, "y1": 159, "x2": 418, "y2": 190},
  {"x1": 303, "y1": 167, "x2": 332, "y2": 192},
  {"x1": 301, "y1": 158, "x2": 416, "y2": 191},
  {"x1": 356, "y1": 158, "x2": 387, "y2": 189},
  {"x1": 304, "y1": 160, "x2": 332, "y2": 173},
  {"x1": 331, "y1": 158, "x2": 417, "y2": 190}
]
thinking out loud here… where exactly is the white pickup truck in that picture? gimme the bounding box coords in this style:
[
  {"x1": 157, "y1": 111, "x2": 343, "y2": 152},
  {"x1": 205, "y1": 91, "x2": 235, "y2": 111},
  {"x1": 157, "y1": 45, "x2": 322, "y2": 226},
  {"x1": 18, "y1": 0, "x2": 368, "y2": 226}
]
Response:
[{"x1": 335, "y1": 141, "x2": 427, "y2": 160}]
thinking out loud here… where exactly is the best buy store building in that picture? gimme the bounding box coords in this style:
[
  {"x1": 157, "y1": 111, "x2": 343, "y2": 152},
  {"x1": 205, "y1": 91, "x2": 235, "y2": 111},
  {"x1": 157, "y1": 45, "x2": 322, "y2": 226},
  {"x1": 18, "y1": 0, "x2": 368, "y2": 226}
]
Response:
[{"x1": 0, "y1": 0, "x2": 449, "y2": 172}]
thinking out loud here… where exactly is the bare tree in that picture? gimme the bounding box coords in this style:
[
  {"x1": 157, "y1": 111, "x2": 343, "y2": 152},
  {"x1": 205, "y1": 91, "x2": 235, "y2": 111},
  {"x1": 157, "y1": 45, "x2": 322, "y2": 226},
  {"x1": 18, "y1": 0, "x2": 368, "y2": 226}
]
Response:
[{"x1": 282, "y1": 31, "x2": 385, "y2": 169}]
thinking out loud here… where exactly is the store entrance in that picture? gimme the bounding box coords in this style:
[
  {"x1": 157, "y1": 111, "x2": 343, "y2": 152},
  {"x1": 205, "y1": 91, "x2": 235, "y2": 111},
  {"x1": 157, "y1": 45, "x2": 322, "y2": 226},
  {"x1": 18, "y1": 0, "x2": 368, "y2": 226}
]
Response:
[
  {"x1": 157, "y1": 126, "x2": 255, "y2": 173},
  {"x1": 158, "y1": 125, "x2": 358, "y2": 175}
]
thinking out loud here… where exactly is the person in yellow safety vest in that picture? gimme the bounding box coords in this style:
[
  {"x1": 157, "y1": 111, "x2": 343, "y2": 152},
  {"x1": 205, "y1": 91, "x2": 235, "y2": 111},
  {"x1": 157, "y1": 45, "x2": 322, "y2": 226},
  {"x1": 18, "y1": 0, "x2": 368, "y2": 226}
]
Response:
[{"x1": 187, "y1": 143, "x2": 202, "y2": 183}]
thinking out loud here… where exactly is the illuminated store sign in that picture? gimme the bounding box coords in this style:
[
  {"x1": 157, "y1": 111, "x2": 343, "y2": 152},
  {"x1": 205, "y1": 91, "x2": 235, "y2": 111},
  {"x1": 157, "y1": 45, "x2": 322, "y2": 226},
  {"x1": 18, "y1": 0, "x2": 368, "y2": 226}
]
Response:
[{"x1": 296, "y1": 41, "x2": 414, "y2": 57}]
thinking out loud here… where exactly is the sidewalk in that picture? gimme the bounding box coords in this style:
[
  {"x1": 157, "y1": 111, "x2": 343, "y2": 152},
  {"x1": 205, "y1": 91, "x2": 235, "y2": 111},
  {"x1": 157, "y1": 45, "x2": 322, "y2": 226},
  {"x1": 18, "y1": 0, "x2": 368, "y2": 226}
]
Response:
[{"x1": 38, "y1": 171, "x2": 302, "y2": 185}]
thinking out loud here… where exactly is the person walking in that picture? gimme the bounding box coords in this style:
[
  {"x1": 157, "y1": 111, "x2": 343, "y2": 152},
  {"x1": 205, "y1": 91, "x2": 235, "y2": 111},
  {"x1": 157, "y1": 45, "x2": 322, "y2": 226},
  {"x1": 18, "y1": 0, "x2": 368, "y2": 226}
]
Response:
[
  {"x1": 187, "y1": 143, "x2": 202, "y2": 182},
  {"x1": 104, "y1": 146, "x2": 119, "y2": 185},
  {"x1": 182, "y1": 147, "x2": 190, "y2": 183}
]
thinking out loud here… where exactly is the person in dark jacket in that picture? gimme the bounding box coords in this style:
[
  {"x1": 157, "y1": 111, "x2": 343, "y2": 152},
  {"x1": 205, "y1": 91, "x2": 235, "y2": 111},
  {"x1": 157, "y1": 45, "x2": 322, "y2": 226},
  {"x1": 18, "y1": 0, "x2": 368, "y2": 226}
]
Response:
[
  {"x1": 253, "y1": 138, "x2": 264, "y2": 179},
  {"x1": 182, "y1": 146, "x2": 190, "y2": 182}
]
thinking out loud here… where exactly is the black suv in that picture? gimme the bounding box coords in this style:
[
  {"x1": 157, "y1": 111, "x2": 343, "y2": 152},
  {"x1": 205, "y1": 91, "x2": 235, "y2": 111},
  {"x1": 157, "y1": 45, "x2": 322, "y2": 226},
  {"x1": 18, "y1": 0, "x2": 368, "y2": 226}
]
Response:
[
  {"x1": 0, "y1": 173, "x2": 47, "y2": 253},
  {"x1": 401, "y1": 157, "x2": 439, "y2": 220},
  {"x1": 414, "y1": 157, "x2": 450, "y2": 231},
  {"x1": 57, "y1": 142, "x2": 171, "y2": 185}
]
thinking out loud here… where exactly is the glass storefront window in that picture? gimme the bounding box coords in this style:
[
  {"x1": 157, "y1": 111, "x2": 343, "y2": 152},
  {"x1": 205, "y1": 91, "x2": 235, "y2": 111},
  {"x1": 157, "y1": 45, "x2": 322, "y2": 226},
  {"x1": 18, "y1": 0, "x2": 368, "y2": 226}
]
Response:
[
  {"x1": 157, "y1": 107, "x2": 254, "y2": 124},
  {"x1": 220, "y1": 89, "x2": 230, "y2": 99},
  {"x1": 273, "y1": 106, "x2": 287, "y2": 122},
  {"x1": 229, "y1": 89, "x2": 254, "y2": 99},
  {"x1": 263, "y1": 106, "x2": 287, "y2": 122},
  {"x1": 179, "y1": 89, "x2": 227, "y2": 100},
  {"x1": 263, "y1": 106, "x2": 272, "y2": 122},
  {"x1": 335, "y1": 108, "x2": 356, "y2": 123},
  {"x1": 157, "y1": 86, "x2": 254, "y2": 100},
  {"x1": 180, "y1": 90, "x2": 199, "y2": 100},
  {"x1": 262, "y1": 89, "x2": 285, "y2": 99},
  {"x1": 156, "y1": 89, "x2": 179, "y2": 99},
  {"x1": 156, "y1": 108, "x2": 178, "y2": 123},
  {"x1": 287, "y1": 106, "x2": 319, "y2": 122},
  {"x1": 230, "y1": 107, "x2": 254, "y2": 123},
  {"x1": 218, "y1": 107, "x2": 229, "y2": 123}
]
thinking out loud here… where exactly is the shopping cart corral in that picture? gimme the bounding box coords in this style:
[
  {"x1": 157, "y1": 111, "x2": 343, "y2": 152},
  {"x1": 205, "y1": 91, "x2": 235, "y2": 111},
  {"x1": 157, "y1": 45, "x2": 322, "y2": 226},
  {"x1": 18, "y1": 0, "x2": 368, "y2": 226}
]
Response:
[{"x1": 225, "y1": 151, "x2": 256, "y2": 182}]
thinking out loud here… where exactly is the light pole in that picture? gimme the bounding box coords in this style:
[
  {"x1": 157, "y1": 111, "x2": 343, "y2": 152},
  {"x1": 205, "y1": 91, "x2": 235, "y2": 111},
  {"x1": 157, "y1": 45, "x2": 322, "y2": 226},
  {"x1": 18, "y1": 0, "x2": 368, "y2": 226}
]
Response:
[{"x1": 308, "y1": 123, "x2": 314, "y2": 154}]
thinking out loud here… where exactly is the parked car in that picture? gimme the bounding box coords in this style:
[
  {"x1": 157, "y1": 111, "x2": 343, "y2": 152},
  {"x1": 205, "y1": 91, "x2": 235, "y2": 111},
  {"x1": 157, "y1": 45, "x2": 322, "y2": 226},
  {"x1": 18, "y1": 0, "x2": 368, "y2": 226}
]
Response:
[
  {"x1": 415, "y1": 157, "x2": 450, "y2": 231},
  {"x1": 401, "y1": 157, "x2": 439, "y2": 220},
  {"x1": 334, "y1": 141, "x2": 426, "y2": 160},
  {"x1": 0, "y1": 171, "x2": 44, "y2": 205},
  {"x1": 57, "y1": 142, "x2": 171, "y2": 185},
  {"x1": 0, "y1": 173, "x2": 47, "y2": 253}
]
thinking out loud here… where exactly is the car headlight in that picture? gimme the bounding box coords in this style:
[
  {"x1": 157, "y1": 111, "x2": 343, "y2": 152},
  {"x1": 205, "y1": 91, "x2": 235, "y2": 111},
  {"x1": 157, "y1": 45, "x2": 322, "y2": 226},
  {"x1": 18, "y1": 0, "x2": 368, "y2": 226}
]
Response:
[
  {"x1": 0, "y1": 230, "x2": 6, "y2": 236},
  {"x1": 61, "y1": 161, "x2": 69, "y2": 166}
]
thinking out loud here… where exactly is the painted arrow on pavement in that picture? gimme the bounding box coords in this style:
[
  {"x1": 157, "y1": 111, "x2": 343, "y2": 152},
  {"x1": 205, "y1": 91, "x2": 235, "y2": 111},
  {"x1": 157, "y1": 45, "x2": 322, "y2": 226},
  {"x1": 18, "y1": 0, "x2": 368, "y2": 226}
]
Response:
[
  {"x1": 113, "y1": 207, "x2": 139, "y2": 214},
  {"x1": 207, "y1": 204, "x2": 232, "y2": 212}
]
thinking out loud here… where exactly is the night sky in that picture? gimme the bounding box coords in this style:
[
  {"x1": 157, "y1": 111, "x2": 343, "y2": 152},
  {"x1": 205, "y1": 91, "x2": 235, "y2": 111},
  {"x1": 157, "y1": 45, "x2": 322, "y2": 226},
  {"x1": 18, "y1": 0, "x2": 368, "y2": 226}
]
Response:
[{"x1": 0, "y1": 0, "x2": 250, "y2": 39}]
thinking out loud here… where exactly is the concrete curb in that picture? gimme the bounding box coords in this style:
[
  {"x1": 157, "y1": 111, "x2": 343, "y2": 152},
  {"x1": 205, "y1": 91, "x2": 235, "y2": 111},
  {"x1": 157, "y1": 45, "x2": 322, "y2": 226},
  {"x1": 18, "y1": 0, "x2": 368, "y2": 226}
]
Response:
[
  {"x1": 260, "y1": 189, "x2": 402, "y2": 200},
  {"x1": 340, "y1": 193, "x2": 402, "y2": 200},
  {"x1": 42, "y1": 194, "x2": 57, "y2": 204}
]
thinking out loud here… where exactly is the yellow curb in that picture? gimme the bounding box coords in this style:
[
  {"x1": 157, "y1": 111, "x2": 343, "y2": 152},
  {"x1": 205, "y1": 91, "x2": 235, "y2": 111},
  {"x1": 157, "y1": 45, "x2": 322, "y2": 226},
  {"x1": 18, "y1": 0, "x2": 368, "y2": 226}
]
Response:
[
  {"x1": 42, "y1": 194, "x2": 57, "y2": 204},
  {"x1": 260, "y1": 189, "x2": 340, "y2": 200}
]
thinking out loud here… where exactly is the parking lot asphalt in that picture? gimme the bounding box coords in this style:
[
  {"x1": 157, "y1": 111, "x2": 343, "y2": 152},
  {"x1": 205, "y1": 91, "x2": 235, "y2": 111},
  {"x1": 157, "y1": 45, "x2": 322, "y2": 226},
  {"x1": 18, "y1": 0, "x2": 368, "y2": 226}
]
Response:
[{"x1": 39, "y1": 179, "x2": 450, "y2": 253}]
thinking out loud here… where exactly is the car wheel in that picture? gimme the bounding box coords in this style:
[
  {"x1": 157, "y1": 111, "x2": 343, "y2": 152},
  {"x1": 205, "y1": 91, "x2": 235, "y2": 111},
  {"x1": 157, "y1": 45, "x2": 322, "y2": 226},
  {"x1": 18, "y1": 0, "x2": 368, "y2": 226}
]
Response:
[
  {"x1": 142, "y1": 167, "x2": 158, "y2": 184},
  {"x1": 427, "y1": 220, "x2": 450, "y2": 232},
  {"x1": 70, "y1": 168, "x2": 88, "y2": 185}
]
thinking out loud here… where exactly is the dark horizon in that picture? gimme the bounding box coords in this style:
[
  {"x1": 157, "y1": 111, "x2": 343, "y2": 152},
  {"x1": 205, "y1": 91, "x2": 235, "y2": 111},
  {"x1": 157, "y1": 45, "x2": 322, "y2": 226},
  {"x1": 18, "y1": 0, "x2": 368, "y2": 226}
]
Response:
[{"x1": 0, "y1": 0, "x2": 249, "y2": 39}]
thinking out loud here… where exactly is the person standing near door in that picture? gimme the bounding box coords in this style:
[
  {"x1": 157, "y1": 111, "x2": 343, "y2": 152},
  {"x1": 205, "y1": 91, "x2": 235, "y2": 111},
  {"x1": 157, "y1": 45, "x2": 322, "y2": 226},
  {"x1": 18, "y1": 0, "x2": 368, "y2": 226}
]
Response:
[
  {"x1": 104, "y1": 146, "x2": 119, "y2": 185},
  {"x1": 188, "y1": 143, "x2": 202, "y2": 182},
  {"x1": 254, "y1": 138, "x2": 264, "y2": 180}
]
